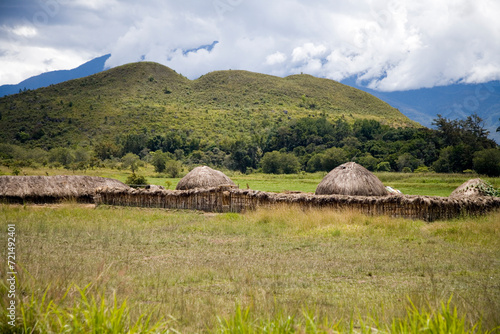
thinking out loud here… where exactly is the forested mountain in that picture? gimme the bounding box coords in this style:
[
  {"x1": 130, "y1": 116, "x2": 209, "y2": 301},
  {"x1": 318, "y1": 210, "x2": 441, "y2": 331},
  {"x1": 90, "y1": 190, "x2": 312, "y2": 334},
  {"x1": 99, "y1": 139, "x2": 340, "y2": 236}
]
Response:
[{"x1": 0, "y1": 62, "x2": 498, "y2": 176}]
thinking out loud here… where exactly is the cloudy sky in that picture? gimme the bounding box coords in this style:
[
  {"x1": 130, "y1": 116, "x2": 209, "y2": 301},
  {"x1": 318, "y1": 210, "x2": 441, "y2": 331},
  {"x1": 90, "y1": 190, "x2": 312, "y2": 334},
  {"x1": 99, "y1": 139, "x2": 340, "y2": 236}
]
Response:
[{"x1": 1, "y1": 0, "x2": 499, "y2": 91}]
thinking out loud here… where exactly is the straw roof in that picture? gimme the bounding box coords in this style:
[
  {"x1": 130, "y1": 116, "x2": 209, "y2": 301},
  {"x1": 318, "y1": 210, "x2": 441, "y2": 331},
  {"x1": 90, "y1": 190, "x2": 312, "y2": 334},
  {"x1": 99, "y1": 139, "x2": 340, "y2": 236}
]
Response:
[
  {"x1": 0, "y1": 175, "x2": 129, "y2": 200},
  {"x1": 176, "y1": 166, "x2": 235, "y2": 190},
  {"x1": 315, "y1": 162, "x2": 388, "y2": 196},
  {"x1": 450, "y1": 178, "x2": 491, "y2": 198}
]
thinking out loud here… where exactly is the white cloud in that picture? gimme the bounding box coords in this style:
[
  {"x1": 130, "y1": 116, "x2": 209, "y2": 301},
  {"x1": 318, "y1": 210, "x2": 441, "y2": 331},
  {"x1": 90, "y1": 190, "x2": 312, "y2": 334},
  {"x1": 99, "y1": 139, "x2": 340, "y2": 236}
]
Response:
[
  {"x1": 0, "y1": 43, "x2": 90, "y2": 85},
  {"x1": 0, "y1": 0, "x2": 499, "y2": 90},
  {"x1": 291, "y1": 43, "x2": 327, "y2": 63},
  {"x1": 265, "y1": 52, "x2": 286, "y2": 65},
  {"x1": 12, "y1": 25, "x2": 37, "y2": 37}
]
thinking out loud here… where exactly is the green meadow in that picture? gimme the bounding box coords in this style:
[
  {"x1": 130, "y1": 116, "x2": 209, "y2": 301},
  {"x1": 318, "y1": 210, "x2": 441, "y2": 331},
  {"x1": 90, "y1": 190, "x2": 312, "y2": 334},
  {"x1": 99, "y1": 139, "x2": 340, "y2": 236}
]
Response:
[
  {"x1": 2, "y1": 164, "x2": 500, "y2": 196},
  {"x1": 0, "y1": 205, "x2": 499, "y2": 333},
  {"x1": 1, "y1": 167, "x2": 500, "y2": 332}
]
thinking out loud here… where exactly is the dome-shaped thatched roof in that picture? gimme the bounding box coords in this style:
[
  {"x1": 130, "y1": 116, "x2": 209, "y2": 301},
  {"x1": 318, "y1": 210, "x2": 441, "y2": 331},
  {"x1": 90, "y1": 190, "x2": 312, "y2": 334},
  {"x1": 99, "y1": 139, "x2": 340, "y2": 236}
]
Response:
[
  {"x1": 450, "y1": 178, "x2": 490, "y2": 198},
  {"x1": 315, "y1": 162, "x2": 388, "y2": 196},
  {"x1": 0, "y1": 175, "x2": 130, "y2": 203},
  {"x1": 176, "y1": 166, "x2": 235, "y2": 190}
]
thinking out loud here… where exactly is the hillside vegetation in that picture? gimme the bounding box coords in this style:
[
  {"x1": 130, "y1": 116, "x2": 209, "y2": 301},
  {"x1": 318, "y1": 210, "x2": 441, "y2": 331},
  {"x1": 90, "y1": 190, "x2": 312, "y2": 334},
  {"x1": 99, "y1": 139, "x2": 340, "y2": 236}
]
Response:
[
  {"x1": 0, "y1": 62, "x2": 498, "y2": 176},
  {"x1": 0, "y1": 62, "x2": 415, "y2": 149}
]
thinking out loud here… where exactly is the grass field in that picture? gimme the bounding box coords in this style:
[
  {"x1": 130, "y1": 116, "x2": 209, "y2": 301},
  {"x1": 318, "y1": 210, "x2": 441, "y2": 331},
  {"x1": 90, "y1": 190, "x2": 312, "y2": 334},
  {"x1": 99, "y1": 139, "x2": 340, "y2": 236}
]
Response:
[
  {"x1": 1, "y1": 203, "x2": 499, "y2": 333},
  {"x1": 1, "y1": 165, "x2": 500, "y2": 197}
]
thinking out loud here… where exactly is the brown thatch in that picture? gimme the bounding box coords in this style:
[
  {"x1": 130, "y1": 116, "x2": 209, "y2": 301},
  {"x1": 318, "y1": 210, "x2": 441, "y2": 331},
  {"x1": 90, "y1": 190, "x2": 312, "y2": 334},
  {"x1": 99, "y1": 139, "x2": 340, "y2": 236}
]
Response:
[
  {"x1": 450, "y1": 178, "x2": 491, "y2": 198},
  {"x1": 315, "y1": 162, "x2": 388, "y2": 196},
  {"x1": 176, "y1": 166, "x2": 235, "y2": 190},
  {"x1": 96, "y1": 185, "x2": 500, "y2": 222},
  {"x1": 0, "y1": 175, "x2": 130, "y2": 203},
  {"x1": 145, "y1": 184, "x2": 165, "y2": 191}
]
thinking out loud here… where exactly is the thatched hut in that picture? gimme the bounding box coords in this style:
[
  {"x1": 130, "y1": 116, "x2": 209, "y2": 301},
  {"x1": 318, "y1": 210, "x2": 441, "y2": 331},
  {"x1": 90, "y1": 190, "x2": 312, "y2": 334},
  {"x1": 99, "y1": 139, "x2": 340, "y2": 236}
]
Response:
[
  {"x1": 0, "y1": 175, "x2": 130, "y2": 204},
  {"x1": 315, "y1": 162, "x2": 388, "y2": 196},
  {"x1": 176, "y1": 166, "x2": 235, "y2": 190},
  {"x1": 450, "y1": 178, "x2": 492, "y2": 198}
]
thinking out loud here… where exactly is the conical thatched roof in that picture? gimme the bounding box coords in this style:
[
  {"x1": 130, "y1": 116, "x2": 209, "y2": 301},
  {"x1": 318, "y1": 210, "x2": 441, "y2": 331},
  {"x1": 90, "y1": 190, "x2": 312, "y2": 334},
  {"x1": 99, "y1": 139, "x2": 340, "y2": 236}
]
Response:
[
  {"x1": 315, "y1": 162, "x2": 388, "y2": 196},
  {"x1": 450, "y1": 178, "x2": 491, "y2": 198},
  {"x1": 0, "y1": 175, "x2": 129, "y2": 202},
  {"x1": 176, "y1": 166, "x2": 235, "y2": 190}
]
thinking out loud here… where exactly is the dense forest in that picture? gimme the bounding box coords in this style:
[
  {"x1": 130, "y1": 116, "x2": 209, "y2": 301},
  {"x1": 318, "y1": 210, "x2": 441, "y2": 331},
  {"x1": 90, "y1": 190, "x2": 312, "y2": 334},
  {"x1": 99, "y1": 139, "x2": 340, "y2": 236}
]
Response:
[{"x1": 1, "y1": 112, "x2": 499, "y2": 176}]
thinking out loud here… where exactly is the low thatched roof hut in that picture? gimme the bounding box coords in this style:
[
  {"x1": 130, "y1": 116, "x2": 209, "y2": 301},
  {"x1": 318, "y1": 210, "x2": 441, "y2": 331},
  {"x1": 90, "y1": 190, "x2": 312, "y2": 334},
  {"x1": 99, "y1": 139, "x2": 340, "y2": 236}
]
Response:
[
  {"x1": 176, "y1": 166, "x2": 235, "y2": 190},
  {"x1": 450, "y1": 178, "x2": 491, "y2": 198},
  {"x1": 315, "y1": 162, "x2": 388, "y2": 196},
  {"x1": 0, "y1": 175, "x2": 130, "y2": 203}
]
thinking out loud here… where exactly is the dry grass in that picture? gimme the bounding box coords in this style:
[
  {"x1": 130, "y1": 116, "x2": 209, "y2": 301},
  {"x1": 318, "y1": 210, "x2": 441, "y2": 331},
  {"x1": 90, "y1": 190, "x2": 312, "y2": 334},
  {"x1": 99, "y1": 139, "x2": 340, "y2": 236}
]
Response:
[{"x1": 1, "y1": 204, "x2": 499, "y2": 332}]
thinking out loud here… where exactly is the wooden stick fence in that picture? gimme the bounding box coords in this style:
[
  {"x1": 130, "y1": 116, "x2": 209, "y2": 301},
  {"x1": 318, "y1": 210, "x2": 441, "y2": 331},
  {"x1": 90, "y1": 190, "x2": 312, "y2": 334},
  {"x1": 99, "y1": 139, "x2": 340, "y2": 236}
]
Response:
[{"x1": 95, "y1": 185, "x2": 500, "y2": 222}]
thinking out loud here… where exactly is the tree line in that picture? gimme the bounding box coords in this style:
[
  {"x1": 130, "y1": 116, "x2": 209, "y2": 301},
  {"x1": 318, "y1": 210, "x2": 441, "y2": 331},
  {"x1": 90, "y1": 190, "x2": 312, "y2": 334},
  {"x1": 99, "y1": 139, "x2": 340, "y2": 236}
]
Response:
[{"x1": 1, "y1": 114, "x2": 499, "y2": 176}]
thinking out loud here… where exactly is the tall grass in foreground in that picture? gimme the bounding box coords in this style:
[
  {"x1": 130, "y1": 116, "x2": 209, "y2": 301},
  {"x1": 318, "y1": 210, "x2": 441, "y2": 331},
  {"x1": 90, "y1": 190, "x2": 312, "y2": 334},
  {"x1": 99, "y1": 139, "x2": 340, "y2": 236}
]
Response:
[
  {"x1": 0, "y1": 283, "x2": 174, "y2": 334},
  {"x1": 1, "y1": 285, "x2": 497, "y2": 333},
  {"x1": 216, "y1": 300, "x2": 497, "y2": 334}
]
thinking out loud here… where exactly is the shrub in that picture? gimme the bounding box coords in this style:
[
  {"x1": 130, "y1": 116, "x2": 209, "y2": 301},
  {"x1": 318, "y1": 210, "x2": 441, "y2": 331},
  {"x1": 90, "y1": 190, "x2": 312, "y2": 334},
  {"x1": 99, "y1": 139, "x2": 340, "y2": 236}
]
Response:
[
  {"x1": 376, "y1": 161, "x2": 391, "y2": 172},
  {"x1": 414, "y1": 165, "x2": 430, "y2": 173},
  {"x1": 49, "y1": 147, "x2": 74, "y2": 168},
  {"x1": 357, "y1": 153, "x2": 378, "y2": 171},
  {"x1": 125, "y1": 173, "x2": 148, "y2": 187},
  {"x1": 151, "y1": 150, "x2": 167, "y2": 173},
  {"x1": 306, "y1": 154, "x2": 323, "y2": 172},
  {"x1": 165, "y1": 160, "x2": 182, "y2": 178},
  {"x1": 402, "y1": 167, "x2": 412, "y2": 173},
  {"x1": 397, "y1": 153, "x2": 421, "y2": 172},
  {"x1": 121, "y1": 153, "x2": 140, "y2": 173},
  {"x1": 321, "y1": 147, "x2": 348, "y2": 171},
  {"x1": 473, "y1": 149, "x2": 500, "y2": 176},
  {"x1": 261, "y1": 151, "x2": 300, "y2": 174}
]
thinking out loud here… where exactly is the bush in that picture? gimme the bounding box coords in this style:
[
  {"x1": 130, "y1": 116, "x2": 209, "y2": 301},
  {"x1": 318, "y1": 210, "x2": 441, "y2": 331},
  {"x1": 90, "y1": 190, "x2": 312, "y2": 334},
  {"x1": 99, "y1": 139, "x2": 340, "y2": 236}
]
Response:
[
  {"x1": 165, "y1": 160, "x2": 182, "y2": 178},
  {"x1": 261, "y1": 151, "x2": 300, "y2": 174},
  {"x1": 414, "y1": 165, "x2": 430, "y2": 173},
  {"x1": 357, "y1": 153, "x2": 378, "y2": 171},
  {"x1": 306, "y1": 154, "x2": 323, "y2": 172},
  {"x1": 125, "y1": 174, "x2": 148, "y2": 187},
  {"x1": 397, "y1": 153, "x2": 421, "y2": 172},
  {"x1": 151, "y1": 150, "x2": 167, "y2": 173},
  {"x1": 376, "y1": 161, "x2": 391, "y2": 172},
  {"x1": 121, "y1": 153, "x2": 140, "y2": 173},
  {"x1": 49, "y1": 147, "x2": 74, "y2": 168},
  {"x1": 321, "y1": 147, "x2": 348, "y2": 171},
  {"x1": 473, "y1": 149, "x2": 500, "y2": 176}
]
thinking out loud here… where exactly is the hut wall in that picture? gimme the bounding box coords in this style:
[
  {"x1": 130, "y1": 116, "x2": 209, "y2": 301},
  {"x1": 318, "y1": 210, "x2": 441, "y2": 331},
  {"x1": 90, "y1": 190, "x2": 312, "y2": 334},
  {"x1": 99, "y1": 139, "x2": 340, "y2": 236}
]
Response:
[
  {"x1": 94, "y1": 187, "x2": 500, "y2": 222},
  {"x1": 1, "y1": 194, "x2": 94, "y2": 204}
]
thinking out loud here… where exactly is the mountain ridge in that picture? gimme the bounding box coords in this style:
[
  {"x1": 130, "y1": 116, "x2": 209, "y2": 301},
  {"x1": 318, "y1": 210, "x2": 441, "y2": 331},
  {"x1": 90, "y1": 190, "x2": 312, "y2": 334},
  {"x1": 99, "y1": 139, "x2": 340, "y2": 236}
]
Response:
[
  {"x1": 0, "y1": 54, "x2": 111, "y2": 97},
  {"x1": 0, "y1": 61, "x2": 415, "y2": 149},
  {"x1": 2, "y1": 55, "x2": 498, "y2": 143},
  {"x1": 341, "y1": 77, "x2": 500, "y2": 143}
]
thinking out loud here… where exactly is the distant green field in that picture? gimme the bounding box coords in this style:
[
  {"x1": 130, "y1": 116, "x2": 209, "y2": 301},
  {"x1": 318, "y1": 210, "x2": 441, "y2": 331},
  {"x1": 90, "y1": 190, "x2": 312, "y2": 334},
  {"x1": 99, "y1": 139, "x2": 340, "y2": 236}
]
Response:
[{"x1": 2, "y1": 165, "x2": 499, "y2": 197}]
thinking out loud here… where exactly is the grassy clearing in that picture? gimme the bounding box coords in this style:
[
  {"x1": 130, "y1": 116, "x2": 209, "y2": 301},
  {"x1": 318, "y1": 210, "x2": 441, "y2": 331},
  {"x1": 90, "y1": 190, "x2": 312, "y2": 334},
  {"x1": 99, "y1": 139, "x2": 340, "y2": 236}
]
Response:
[
  {"x1": 1, "y1": 204, "x2": 499, "y2": 332},
  {"x1": 2, "y1": 165, "x2": 499, "y2": 196}
]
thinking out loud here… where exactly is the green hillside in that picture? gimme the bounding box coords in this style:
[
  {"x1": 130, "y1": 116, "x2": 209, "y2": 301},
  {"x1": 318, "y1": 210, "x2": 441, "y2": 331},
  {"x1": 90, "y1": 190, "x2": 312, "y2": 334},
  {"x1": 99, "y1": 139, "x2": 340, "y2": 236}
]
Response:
[{"x1": 0, "y1": 62, "x2": 417, "y2": 149}]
